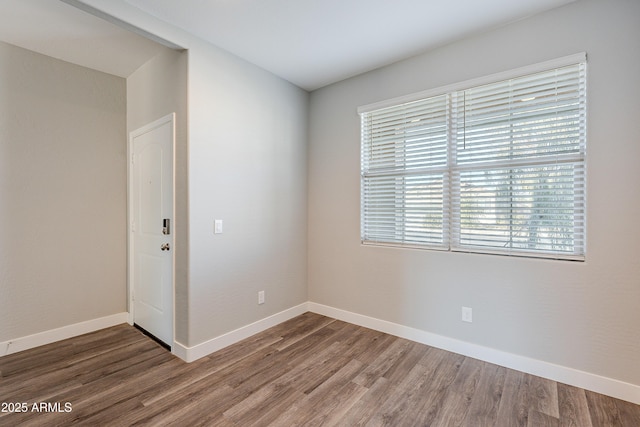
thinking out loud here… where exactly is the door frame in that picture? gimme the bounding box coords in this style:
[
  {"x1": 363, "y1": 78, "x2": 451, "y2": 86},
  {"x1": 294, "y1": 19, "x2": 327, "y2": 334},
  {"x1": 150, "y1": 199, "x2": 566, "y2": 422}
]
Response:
[{"x1": 127, "y1": 112, "x2": 176, "y2": 349}]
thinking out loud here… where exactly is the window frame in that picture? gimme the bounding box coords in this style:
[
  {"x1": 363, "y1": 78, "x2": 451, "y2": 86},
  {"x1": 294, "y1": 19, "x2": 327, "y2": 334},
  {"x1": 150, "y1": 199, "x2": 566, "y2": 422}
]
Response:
[{"x1": 359, "y1": 53, "x2": 587, "y2": 261}]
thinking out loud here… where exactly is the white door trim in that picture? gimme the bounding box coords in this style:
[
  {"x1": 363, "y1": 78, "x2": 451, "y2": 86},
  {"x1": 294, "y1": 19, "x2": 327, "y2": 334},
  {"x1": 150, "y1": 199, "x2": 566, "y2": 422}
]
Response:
[{"x1": 127, "y1": 112, "x2": 176, "y2": 350}]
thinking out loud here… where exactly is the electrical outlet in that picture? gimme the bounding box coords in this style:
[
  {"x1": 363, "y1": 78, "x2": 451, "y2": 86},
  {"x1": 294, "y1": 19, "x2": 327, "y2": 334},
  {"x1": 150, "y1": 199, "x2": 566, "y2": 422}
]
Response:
[
  {"x1": 462, "y1": 306, "x2": 473, "y2": 323},
  {"x1": 258, "y1": 291, "x2": 265, "y2": 305}
]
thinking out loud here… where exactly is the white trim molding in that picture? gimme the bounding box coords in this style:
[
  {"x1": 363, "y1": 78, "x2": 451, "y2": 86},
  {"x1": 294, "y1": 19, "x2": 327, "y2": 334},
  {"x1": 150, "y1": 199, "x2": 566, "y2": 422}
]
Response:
[
  {"x1": 307, "y1": 302, "x2": 640, "y2": 405},
  {"x1": 0, "y1": 312, "x2": 128, "y2": 357},
  {"x1": 3, "y1": 303, "x2": 638, "y2": 405},
  {"x1": 172, "y1": 303, "x2": 309, "y2": 363}
]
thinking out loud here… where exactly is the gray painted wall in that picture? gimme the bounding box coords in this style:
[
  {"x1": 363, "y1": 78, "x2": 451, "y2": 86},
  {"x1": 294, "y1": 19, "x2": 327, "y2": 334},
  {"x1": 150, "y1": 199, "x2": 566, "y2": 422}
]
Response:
[
  {"x1": 126, "y1": 34, "x2": 310, "y2": 348},
  {"x1": 187, "y1": 40, "x2": 309, "y2": 346},
  {"x1": 2, "y1": 0, "x2": 311, "y2": 354},
  {"x1": 0, "y1": 41, "x2": 127, "y2": 341},
  {"x1": 127, "y1": 47, "x2": 188, "y2": 344},
  {"x1": 308, "y1": 0, "x2": 640, "y2": 387},
  {"x1": 81, "y1": 0, "x2": 310, "y2": 348}
]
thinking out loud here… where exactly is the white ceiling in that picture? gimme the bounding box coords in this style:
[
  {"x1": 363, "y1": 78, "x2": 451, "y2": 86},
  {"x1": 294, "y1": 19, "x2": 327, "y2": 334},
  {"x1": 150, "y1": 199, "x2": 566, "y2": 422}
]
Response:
[
  {"x1": 0, "y1": 0, "x2": 164, "y2": 78},
  {"x1": 0, "y1": 0, "x2": 576, "y2": 89},
  {"x1": 122, "y1": 0, "x2": 577, "y2": 90}
]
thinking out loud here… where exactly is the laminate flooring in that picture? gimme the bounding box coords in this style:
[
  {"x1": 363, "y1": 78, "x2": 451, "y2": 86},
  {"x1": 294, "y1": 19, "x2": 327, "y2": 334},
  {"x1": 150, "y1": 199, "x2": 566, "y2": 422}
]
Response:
[{"x1": 1, "y1": 312, "x2": 638, "y2": 426}]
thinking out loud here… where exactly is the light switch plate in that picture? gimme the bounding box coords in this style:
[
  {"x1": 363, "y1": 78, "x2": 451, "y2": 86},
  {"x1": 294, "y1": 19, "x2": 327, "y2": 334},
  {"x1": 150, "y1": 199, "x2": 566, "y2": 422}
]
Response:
[
  {"x1": 214, "y1": 219, "x2": 223, "y2": 234},
  {"x1": 462, "y1": 306, "x2": 473, "y2": 323}
]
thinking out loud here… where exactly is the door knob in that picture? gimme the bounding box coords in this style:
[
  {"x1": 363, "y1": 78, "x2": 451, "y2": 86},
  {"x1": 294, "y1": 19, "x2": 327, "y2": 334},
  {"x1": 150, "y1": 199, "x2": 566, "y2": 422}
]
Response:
[{"x1": 161, "y1": 243, "x2": 170, "y2": 251}]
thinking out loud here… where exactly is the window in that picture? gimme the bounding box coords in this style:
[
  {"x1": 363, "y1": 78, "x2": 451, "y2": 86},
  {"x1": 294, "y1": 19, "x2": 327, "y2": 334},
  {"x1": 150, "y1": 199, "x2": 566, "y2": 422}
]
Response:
[{"x1": 360, "y1": 54, "x2": 586, "y2": 260}]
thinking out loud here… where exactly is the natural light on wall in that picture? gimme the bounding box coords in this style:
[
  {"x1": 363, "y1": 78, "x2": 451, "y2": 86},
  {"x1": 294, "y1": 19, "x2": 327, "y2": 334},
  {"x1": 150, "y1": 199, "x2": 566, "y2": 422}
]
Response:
[{"x1": 359, "y1": 53, "x2": 586, "y2": 260}]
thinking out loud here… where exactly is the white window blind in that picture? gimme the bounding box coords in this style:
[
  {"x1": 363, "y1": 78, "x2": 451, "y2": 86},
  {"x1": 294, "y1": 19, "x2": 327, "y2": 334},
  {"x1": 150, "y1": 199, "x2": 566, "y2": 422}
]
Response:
[
  {"x1": 361, "y1": 95, "x2": 450, "y2": 249},
  {"x1": 360, "y1": 57, "x2": 586, "y2": 260}
]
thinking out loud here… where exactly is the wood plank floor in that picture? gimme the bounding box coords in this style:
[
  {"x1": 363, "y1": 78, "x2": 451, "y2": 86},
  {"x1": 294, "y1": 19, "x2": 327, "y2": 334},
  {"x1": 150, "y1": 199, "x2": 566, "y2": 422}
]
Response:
[{"x1": 1, "y1": 313, "x2": 638, "y2": 426}]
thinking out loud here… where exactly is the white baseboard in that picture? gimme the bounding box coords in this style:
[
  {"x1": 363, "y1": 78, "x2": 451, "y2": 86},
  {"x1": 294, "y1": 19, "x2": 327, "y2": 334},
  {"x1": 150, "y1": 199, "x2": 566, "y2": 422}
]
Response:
[
  {"x1": 0, "y1": 312, "x2": 129, "y2": 357},
  {"x1": 308, "y1": 302, "x2": 640, "y2": 405},
  {"x1": 6, "y1": 304, "x2": 637, "y2": 405},
  {"x1": 172, "y1": 302, "x2": 309, "y2": 363}
]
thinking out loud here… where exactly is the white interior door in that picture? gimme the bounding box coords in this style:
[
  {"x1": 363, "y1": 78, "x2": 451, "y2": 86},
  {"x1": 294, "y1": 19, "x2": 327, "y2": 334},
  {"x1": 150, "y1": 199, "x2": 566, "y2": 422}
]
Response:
[{"x1": 130, "y1": 114, "x2": 174, "y2": 347}]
